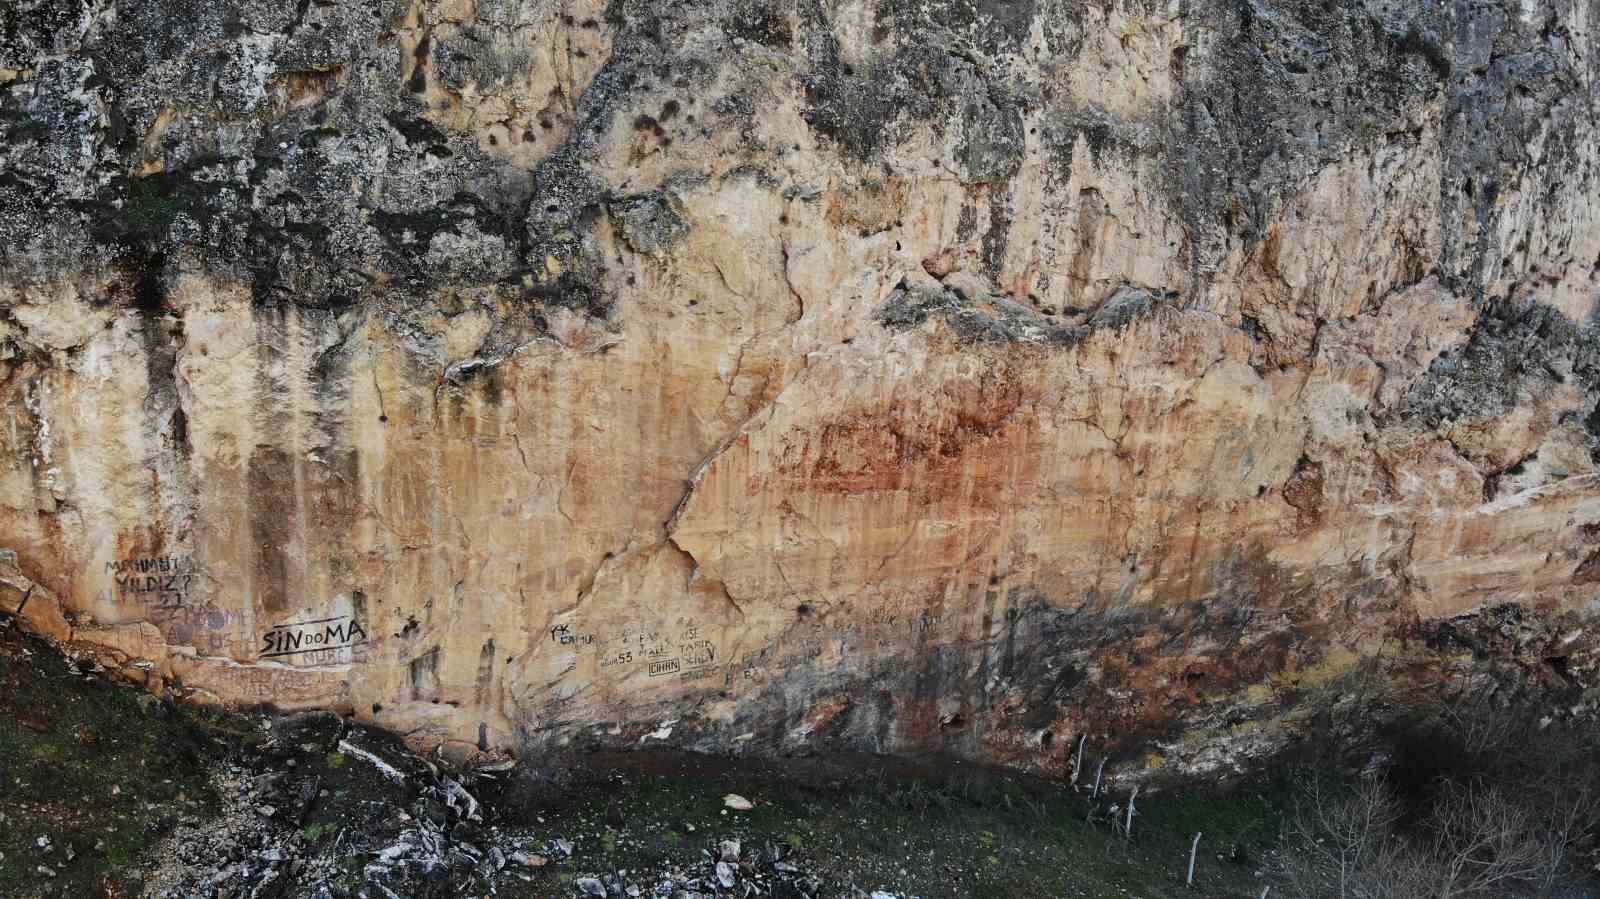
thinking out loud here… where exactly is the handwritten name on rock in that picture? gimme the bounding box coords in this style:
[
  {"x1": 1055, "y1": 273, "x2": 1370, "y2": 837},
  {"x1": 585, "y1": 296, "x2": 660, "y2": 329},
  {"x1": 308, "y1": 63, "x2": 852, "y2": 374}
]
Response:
[
  {"x1": 260, "y1": 615, "x2": 369, "y2": 663},
  {"x1": 107, "y1": 555, "x2": 201, "y2": 603}
]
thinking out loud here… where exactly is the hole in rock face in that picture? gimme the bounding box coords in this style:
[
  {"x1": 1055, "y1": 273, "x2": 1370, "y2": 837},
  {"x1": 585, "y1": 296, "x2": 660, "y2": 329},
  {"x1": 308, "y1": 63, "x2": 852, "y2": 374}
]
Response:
[
  {"x1": 1041, "y1": 731, "x2": 1054, "y2": 748},
  {"x1": 796, "y1": 603, "x2": 813, "y2": 617}
]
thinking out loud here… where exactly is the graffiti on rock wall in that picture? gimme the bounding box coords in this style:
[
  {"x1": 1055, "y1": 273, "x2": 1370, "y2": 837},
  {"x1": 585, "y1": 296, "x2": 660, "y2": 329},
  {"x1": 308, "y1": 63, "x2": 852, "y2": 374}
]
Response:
[
  {"x1": 551, "y1": 619, "x2": 723, "y2": 683},
  {"x1": 96, "y1": 556, "x2": 241, "y2": 654},
  {"x1": 538, "y1": 601, "x2": 969, "y2": 705},
  {"x1": 108, "y1": 555, "x2": 200, "y2": 606},
  {"x1": 260, "y1": 614, "x2": 370, "y2": 666}
]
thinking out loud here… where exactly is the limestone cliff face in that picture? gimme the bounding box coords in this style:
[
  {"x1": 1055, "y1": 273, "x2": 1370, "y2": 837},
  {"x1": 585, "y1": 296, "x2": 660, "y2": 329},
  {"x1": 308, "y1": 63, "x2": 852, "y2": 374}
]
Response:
[{"x1": 4, "y1": 0, "x2": 1600, "y2": 779}]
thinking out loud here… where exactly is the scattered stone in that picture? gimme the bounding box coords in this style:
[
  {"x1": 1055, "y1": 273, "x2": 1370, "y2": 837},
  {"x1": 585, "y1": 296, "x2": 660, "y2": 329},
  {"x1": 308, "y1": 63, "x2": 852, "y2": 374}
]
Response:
[
  {"x1": 723, "y1": 794, "x2": 753, "y2": 811},
  {"x1": 576, "y1": 876, "x2": 608, "y2": 896},
  {"x1": 512, "y1": 851, "x2": 547, "y2": 867},
  {"x1": 716, "y1": 861, "x2": 736, "y2": 888},
  {"x1": 719, "y1": 839, "x2": 740, "y2": 862}
]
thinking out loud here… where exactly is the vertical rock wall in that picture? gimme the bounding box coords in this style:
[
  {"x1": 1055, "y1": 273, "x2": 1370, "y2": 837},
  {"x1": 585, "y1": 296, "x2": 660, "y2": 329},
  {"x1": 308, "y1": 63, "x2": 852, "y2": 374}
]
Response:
[{"x1": 3, "y1": 0, "x2": 1600, "y2": 777}]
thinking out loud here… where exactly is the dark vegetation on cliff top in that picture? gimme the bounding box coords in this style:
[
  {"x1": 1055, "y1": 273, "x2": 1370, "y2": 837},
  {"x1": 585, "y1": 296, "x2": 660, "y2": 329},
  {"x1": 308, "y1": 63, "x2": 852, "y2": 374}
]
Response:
[{"x1": 2, "y1": 0, "x2": 1588, "y2": 313}]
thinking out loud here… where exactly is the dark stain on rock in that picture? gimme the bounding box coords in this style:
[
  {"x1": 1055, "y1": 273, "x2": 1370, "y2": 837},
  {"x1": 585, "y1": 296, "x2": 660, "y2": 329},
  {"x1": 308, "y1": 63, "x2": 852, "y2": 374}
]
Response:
[
  {"x1": 980, "y1": 195, "x2": 1011, "y2": 278},
  {"x1": 1001, "y1": 598, "x2": 1020, "y2": 681},
  {"x1": 132, "y1": 256, "x2": 194, "y2": 484},
  {"x1": 131, "y1": 252, "x2": 167, "y2": 314},
  {"x1": 1572, "y1": 549, "x2": 1600, "y2": 585},
  {"x1": 475, "y1": 638, "x2": 496, "y2": 706},
  {"x1": 608, "y1": 189, "x2": 689, "y2": 256},
  {"x1": 726, "y1": 0, "x2": 792, "y2": 47},
  {"x1": 245, "y1": 445, "x2": 293, "y2": 615},
  {"x1": 1282, "y1": 456, "x2": 1325, "y2": 527},
  {"x1": 409, "y1": 646, "x2": 441, "y2": 702}
]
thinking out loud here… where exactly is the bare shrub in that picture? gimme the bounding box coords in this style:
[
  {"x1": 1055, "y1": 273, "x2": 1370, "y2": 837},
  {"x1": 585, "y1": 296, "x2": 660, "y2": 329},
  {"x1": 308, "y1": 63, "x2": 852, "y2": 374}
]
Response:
[
  {"x1": 1351, "y1": 839, "x2": 1448, "y2": 899},
  {"x1": 1278, "y1": 711, "x2": 1600, "y2": 898},
  {"x1": 1281, "y1": 773, "x2": 1402, "y2": 899},
  {"x1": 1427, "y1": 780, "x2": 1548, "y2": 897}
]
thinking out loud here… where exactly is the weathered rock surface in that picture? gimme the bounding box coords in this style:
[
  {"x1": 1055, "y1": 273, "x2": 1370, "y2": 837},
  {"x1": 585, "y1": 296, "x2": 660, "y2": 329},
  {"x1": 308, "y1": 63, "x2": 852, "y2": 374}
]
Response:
[{"x1": 4, "y1": 0, "x2": 1600, "y2": 779}]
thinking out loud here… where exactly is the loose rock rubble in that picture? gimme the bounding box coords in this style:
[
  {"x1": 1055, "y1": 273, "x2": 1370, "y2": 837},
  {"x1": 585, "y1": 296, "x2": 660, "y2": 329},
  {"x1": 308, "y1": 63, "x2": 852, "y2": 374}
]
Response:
[
  {"x1": 127, "y1": 711, "x2": 851, "y2": 899},
  {"x1": 560, "y1": 836, "x2": 824, "y2": 899}
]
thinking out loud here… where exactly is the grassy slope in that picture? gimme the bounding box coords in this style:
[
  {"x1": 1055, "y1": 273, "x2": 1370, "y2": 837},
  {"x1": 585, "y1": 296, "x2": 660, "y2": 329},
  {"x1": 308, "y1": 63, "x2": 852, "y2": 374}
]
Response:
[
  {"x1": 490, "y1": 757, "x2": 1283, "y2": 899},
  {"x1": 0, "y1": 617, "x2": 1288, "y2": 898},
  {"x1": 0, "y1": 622, "x2": 247, "y2": 899}
]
